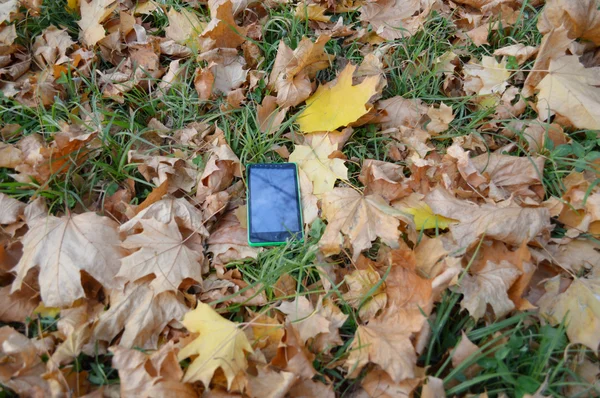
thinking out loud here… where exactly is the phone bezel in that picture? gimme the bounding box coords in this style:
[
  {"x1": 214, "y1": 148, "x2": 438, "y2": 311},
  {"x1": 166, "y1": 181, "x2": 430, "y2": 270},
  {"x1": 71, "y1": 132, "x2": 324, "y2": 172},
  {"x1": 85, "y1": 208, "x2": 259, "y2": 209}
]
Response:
[{"x1": 246, "y1": 163, "x2": 304, "y2": 247}]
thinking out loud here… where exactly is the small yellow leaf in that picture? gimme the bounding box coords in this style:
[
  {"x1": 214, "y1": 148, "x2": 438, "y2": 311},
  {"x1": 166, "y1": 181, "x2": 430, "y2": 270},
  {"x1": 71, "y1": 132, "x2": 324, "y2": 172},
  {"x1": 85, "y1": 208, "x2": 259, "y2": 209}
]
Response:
[
  {"x1": 297, "y1": 64, "x2": 379, "y2": 133},
  {"x1": 67, "y1": 0, "x2": 79, "y2": 10},
  {"x1": 394, "y1": 195, "x2": 456, "y2": 230},
  {"x1": 33, "y1": 303, "x2": 61, "y2": 318},
  {"x1": 178, "y1": 302, "x2": 253, "y2": 389}
]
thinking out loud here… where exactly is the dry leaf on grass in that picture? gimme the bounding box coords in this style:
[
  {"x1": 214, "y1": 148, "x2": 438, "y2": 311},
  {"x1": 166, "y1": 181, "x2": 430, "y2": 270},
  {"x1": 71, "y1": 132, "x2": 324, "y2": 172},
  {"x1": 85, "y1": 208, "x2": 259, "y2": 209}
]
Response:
[
  {"x1": 118, "y1": 218, "x2": 204, "y2": 294},
  {"x1": 296, "y1": 63, "x2": 379, "y2": 133},
  {"x1": 456, "y1": 260, "x2": 522, "y2": 320},
  {"x1": 165, "y1": 8, "x2": 204, "y2": 49},
  {"x1": 464, "y1": 56, "x2": 510, "y2": 96},
  {"x1": 535, "y1": 55, "x2": 600, "y2": 130},
  {"x1": 177, "y1": 301, "x2": 253, "y2": 389},
  {"x1": 111, "y1": 342, "x2": 196, "y2": 398},
  {"x1": 78, "y1": 0, "x2": 117, "y2": 46},
  {"x1": 539, "y1": 272, "x2": 600, "y2": 351},
  {"x1": 93, "y1": 279, "x2": 188, "y2": 349},
  {"x1": 537, "y1": 0, "x2": 600, "y2": 45},
  {"x1": 359, "y1": 159, "x2": 411, "y2": 202},
  {"x1": 426, "y1": 102, "x2": 454, "y2": 134},
  {"x1": 376, "y1": 96, "x2": 428, "y2": 129},
  {"x1": 0, "y1": 142, "x2": 22, "y2": 168},
  {"x1": 493, "y1": 44, "x2": 538, "y2": 65},
  {"x1": 425, "y1": 188, "x2": 551, "y2": 249},
  {"x1": 208, "y1": 210, "x2": 260, "y2": 265},
  {"x1": 11, "y1": 212, "x2": 124, "y2": 308},
  {"x1": 247, "y1": 366, "x2": 297, "y2": 398},
  {"x1": 0, "y1": 326, "x2": 50, "y2": 397},
  {"x1": 360, "y1": 0, "x2": 432, "y2": 40},
  {"x1": 200, "y1": 0, "x2": 248, "y2": 50},
  {"x1": 0, "y1": 192, "x2": 25, "y2": 224},
  {"x1": 343, "y1": 268, "x2": 387, "y2": 321},
  {"x1": 319, "y1": 188, "x2": 410, "y2": 260},
  {"x1": 277, "y1": 296, "x2": 331, "y2": 344},
  {"x1": 289, "y1": 135, "x2": 348, "y2": 195}
]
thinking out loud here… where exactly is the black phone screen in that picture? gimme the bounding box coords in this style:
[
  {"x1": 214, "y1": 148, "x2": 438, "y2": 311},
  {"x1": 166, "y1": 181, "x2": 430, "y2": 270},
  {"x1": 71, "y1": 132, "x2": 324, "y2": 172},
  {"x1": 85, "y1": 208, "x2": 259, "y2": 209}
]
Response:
[{"x1": 247, "y1": 163, "x2": 302, "y2": 244}]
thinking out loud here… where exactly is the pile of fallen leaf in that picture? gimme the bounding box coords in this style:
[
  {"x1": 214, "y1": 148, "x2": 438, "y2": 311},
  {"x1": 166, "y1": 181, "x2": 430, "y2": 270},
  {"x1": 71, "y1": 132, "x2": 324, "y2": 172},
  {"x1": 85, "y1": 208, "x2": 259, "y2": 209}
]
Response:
[{"x1": 1, "y1": 0, "x2": 600, "y2": 396}]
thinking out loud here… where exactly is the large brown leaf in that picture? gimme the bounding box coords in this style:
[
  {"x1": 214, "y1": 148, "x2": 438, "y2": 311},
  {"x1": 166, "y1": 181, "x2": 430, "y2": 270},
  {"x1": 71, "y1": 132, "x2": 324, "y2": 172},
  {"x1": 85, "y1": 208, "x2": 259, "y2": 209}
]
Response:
[
  {"x1": 93, "y1": 279, "x2": 188, "y2": 349},
  {"x1": 11, "y1": 212, "x2": 124, "y2": 308},
  {"x1": 319, "y1": 188, "x2": 411, "y2": 260},
  {"x1": 425, "y1": 188, "x2": 551, "y2": 250},
  {"x1": 118, "y1": 218, "x2": 204, "y2": 294}
]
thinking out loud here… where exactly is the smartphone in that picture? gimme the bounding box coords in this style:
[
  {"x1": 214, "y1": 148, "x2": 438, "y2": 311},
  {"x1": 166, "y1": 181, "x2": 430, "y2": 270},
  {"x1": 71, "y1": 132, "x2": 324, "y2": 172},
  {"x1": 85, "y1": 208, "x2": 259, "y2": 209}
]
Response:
[{"x1": 247, "y1": 163, "x2": 304, "y2": 247}]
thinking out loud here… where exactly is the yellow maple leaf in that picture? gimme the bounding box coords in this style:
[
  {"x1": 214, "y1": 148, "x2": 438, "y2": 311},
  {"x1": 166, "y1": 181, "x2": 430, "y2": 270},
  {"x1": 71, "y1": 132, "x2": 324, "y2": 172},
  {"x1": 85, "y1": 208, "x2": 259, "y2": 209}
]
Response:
[
  {"x1": 295, "y1": 4, "x2": 330, "y2": 22},
  {"x1": 178, "y1": 302, "x2": 253, "y2": 389},
  {"x1": 289, "y1": 136, "x2": 348, "y2": 195},
  {"x1": 297, "y1": 64, "x2": 379, "y2": 133},
  {"x1": 393, "y1": 194, "x2": 456, "y2": 230}
]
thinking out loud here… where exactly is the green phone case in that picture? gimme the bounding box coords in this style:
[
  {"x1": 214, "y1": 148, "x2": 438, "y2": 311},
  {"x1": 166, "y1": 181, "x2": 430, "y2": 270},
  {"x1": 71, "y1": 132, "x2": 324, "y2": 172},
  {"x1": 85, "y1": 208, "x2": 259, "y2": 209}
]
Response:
[{"x1": 246, "y1": 163, "x2": 304, "y2": 247}]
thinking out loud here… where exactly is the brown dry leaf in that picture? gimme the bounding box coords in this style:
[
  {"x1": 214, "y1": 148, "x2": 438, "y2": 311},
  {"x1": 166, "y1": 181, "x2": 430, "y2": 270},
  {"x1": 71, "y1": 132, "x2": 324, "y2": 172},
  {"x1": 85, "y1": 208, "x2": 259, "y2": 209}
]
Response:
[
  {"x1": 359, "y1": 369, "x2": 421, "y2": 398},
  {"x1": 0, "y1": 142, "x2": 22, "y2": 168},
  {"x1": 121, "y1": 196, "x2": 208, "y2": 235},
  {"x1": 319, "y1": 188, "x2": 410, "y2": 260},
  {"x1": 345, "y1": 317, "x2": 419, "y2": 382},
  {"x1": 197, "y1": 142, "x2": 243, "y2": 200},
  {"x1": 0, "y1": 0, "x2": 18, "y2": 24},
  {"x1": 288, "y1": 378, "x2": 335, "y2": 397},
  {"x1": 111, "y1": 342, "x2": 196, "y2": 398},
  {"x1": 493, "y1": 44, "x2": 538, "y2": 65},
  {"x1": 78, "y1": 0, "x2": 117, "y2": 46},
  {"x1": 277, "y1": 296, "x2": 331, "y2": 344},
  {"x1": 539, "y1": 272, "x2": 600, "y2": 351},
  {"x1": 542, "y1": 239, "x2": 600, "y2": 273},
  {"x1": 0, "y1": 192, "x2": 25, "y2": 225},
  {"x1": 208, "y1": 210, "x2": 260, "y2": 265},
  {"x1": 272, "y1": 323, "x2": 317, "y2": 380},
  {"x1": 257, "y1": 95, "x2": 287, "y2": 135},
  {"x1": 376, "y1": 96, "x2": 428, "y2": 129},
  {"x1": 312, "y1": 298, "x2": 348, "y2": 352},
  {"x1": 359, "y1": 159, "x2": 410, "y2": 202},
  {"x1": 93, "y1": 279, "x2": 188, "y2": 349},
  {"x1": 128, "y1": 151, "x2": 197, "y2": 193},
  {"x1": 11, "y1": 212, "x2": 124, "y2": 308},
  {"x1": 247, "y1": 366, "x2": 297, "y2": 398},
  {"x1": 165, "y1": 7, "x2": 204, "y2": 48},
  {"x1": 343, "y1": 268, "x2": 387, "y2": 321},
  {"x1": 535, "y1": 55, "x2": 600, "y2": 130},
  {"x1": 538, "y1": 0, "x2": 600, "y2": 45},
  {"x1": 452, "y1": 331, "x2": 479, "y2": 369},
  {"x1": 200, "y1": 0, "x2": 248, "y2": 50},
  {"x1": 360, "y1": 0, "x2": 432, "y2": 40},
  {"x1": 426, "y1": 102, "x2": 454, "y2": 134},
  {"x1": 422, "y1": 376, "x2": 446, "y2": 398},
  {"x1": 295, "y1": 3, "x2": 330, "y2": 22},
  {"x1": 0, "y1": 326, "x2": 50, "y2": 397},
  {"x1": 118, "y1": 218, "x2": 204, "y2": 294},
  {"x1": 32, "y1": 26, "x2": 74, "y2": 67},
  {"x1": 425, "y1": 187, "x2": 551, "y2": 249},
  {"x1": 0, "y1": 284, "x2": 39, "y2": 323},
  {"x1": 249, "y1": 312, "x2": 284, "y2": 362},
  {"x1": 457, "y1": 260, "x2": 522, "y2": 320},
  {"x1": 523, "y1": 27, "x2": 572, "y2": 97}
]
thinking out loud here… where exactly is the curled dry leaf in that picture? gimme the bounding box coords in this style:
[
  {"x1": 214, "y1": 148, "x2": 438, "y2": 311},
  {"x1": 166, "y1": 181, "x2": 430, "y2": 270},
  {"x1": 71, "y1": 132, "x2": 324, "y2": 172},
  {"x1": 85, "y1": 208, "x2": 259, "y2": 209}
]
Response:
[
  {"x1": 120, "y1": 196, "x2": 208, "y2": 235},
  {"x1": 177, "y1": 301, "x2": 253, "y2": 389},
  {"x1": 359, "y1": 159, "x2": 411, "y2": 202},
  {"x1": 93, "y1": 279, "x2": 188, "y2": 349},
  {"x1": 393, "y1": 193, "x2": 457, "y2": 231},
  {"x1": 165, "y1": 7, "x2": 204, "y2": 49},
  {"x1": 0, "y1": 192, "x2": 25, "y2": 225},
  {"x1": 200, "y1": 0, "x2": 248, "y2": 50},
  {"x1": 376, "y1": 96, "x2": 428, "y2": 129},
  {"x1": 537, "y1": 0, "x2": 600, "y2": 45},
  {"x1": 111, "y1": 342, "x2": 196, "y2": 398},
  {"x1": 296, "y1": 63, "x2": 379, "y2": 133},
  {"x1": 257, "y1": 95, "x2": 287, "y2": 135},
  {"x1": 360, "y1": 369, "x2": 420, "y2": 398},
  {"x1": 208, "y1": 210, "x2": 260, "y2": 265},
  {"x1": 11, "y1": 212, "x2": 124, "y2": 308},
  {"x1": 319, "y1": 188, "x2": 410, "y2": 260},
  {"x1": 0, "y1": 142, "x2": 22, "y2": 168},
  {"x1": 0, "y1": 326, "x2": 50, "y2": 397},
  {"x1": 289, "y1": 135, "x2": 348, "y2": 195},
  {"x1": 464, "y1": 56, "x2": 510, "y2": 96},
  {"x1": 118, "y1": 218, "x2": 204, "y2": 294},
  {"x1": 425, "y1": 187, "x2": 551, "y2": 249},
  {"x1": 32, "y1": 26, "x2": 74, "y2": 67},
  {"x1": 298, "y1": 168, "x2": 319, "y2": 225},
  {"x1": 493, "y1": 44, "x2": 538, "y2": 65}
]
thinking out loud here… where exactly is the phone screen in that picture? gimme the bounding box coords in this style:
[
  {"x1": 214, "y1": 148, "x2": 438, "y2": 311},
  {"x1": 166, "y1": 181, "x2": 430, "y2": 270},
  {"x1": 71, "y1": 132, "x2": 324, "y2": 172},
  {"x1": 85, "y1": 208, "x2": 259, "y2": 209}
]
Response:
[{"x1": 248, "y1": 164, "x2": 302, "y2": 244}]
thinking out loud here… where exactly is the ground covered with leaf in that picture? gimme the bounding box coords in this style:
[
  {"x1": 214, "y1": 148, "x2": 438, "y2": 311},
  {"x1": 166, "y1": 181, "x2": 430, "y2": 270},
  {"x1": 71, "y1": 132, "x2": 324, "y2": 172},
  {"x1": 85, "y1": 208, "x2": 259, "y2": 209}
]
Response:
[{"x1": 1, "y1": 0, "x2": 600, "y2": 396}]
